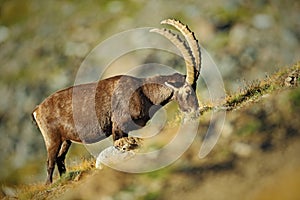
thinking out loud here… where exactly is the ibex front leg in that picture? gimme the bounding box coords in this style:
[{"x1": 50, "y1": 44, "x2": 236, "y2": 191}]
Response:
[
  {"x1": 112, "y1": 122, "x2": 143, "y2": 151},
  {"x1": 114, "y1": 137, "x2": 143, "y2": 151}
]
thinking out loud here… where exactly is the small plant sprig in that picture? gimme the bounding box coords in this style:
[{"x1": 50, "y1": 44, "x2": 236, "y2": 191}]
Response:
[{"x1": 225, "y1": 63, "x2": 300, "y2": 109}]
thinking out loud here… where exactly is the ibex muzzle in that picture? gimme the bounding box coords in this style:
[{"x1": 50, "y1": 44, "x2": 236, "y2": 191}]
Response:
[{"x1": 32, "y1": 19, "x2": 202, "y2": 184}]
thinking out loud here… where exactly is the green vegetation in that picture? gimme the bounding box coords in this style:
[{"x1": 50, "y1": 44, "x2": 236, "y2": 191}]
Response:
[{"x1": 225, "y1": 63, "x2": 299, "y2": 108}]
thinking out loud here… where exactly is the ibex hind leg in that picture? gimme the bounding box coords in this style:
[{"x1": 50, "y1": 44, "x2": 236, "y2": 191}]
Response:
[
  {"x1": 56, "y1": 140, "x2": 72, "y2": 176},
  {"x1": 45, "y1": 140, "x2": 62, "y2": 184}
]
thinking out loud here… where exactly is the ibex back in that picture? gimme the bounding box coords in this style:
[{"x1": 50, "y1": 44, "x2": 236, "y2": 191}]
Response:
[{"x1": 32, "y1": 19, "x2": 202, "y2": 184}]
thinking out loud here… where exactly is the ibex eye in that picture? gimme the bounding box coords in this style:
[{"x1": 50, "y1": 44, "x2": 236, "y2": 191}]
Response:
[{"x1": 185, "y1": 89, "x2": 192, "y2": 95}]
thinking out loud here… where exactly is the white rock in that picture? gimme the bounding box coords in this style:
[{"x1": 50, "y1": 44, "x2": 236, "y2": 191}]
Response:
[
  {"x1": 0, "y1": 26, "x2": 9, "y2": 43},
  {"x1": 96, "y1": 146, "x2": 135, "y2": 169},
  {"x1": 64, "y1": 41, "x2": 89, "y2": 57},
  {"x1": 252, "y1": 14, "x2": 274, "y2": 30},
  {"x1": 232, "y1": 142, "x2": 253, "y2": 157}
]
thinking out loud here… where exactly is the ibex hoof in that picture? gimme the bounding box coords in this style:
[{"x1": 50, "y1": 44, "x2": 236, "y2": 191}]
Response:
[{"x1": 114, "y1": 137, "x2": 143, "y2": 151}]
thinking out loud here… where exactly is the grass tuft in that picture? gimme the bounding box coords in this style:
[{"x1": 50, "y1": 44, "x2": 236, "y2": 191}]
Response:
[{"x1": 225, "y1": 62, "x2": 300, "y2": 109}]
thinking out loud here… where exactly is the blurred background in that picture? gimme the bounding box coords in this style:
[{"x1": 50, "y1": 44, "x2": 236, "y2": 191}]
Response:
[{"x1": 0, "y1": 0, "x2": 299, "y2": 188}]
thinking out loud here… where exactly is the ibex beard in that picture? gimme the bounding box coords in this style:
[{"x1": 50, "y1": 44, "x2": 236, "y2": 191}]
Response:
[{"x1": 32, "y1": 19, "x2": 202, "y2": 184}]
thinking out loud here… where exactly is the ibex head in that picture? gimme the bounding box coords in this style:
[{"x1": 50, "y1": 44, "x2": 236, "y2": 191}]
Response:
[
  {"x1": 151, "y1": 19, "x2": 202, "y2": 117},
  {"x1": 165, "y1": 81, "x2": 199, "y2": 116}
]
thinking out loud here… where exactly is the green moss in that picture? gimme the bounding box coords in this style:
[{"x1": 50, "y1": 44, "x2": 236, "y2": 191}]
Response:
[
  {"x1": 60, "y1": 170, "x2": 81, "y2": 182},
  {"x1": 237, "y1": 120, "x2": 261, "y2": 136},
  {"x1": 143, "y1": 191, "x2": 161, "y2": 200},
  {"x1": 144, "y1": 167, "x2": 172, "y2": 180},
  {"x1": 290, "y1": 87, "x2": 300, "y2": 108}
]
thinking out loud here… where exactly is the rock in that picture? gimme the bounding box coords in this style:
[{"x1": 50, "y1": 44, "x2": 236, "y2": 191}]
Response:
[
  {"x1": 64, "y1": 41, "x2": 89, "y2": 57},
  {"x1": 232, "y1": 142, "x2": 253, "y2": 157},
  {"x1": 285, "y1": 70, "x2": 299, "y2": 87},
  {"x1": 0, "y1": 26, "x2": 9, "y2": 43},
  {"x1": 96, "y1": 146, "x2": 135, "y2": 169},
  {"x1": 1, "y1": 186, "x2": 17, "y2": 198},
  {"x1": 252, "y1": 14, "x2": 274, "y2": 30}
]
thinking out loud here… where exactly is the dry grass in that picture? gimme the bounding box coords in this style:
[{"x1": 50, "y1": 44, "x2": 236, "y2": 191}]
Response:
[{"x1": 225, "y1": 62, "x2": 299, "y2": 109}]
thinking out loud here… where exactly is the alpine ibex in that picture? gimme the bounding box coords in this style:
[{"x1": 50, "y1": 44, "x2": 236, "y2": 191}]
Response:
[{"x1": 32, "y1": 19, "x2": 202, "y2": 184}]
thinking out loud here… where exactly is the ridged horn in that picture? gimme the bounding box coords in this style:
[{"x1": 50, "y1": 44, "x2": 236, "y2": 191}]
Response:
[
  {"x1": 161, "y1": 19, "x2": 201, "y2": 84},
  {"x1": 150, "y1": 28, "x2": 195, "y2": 85}
]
